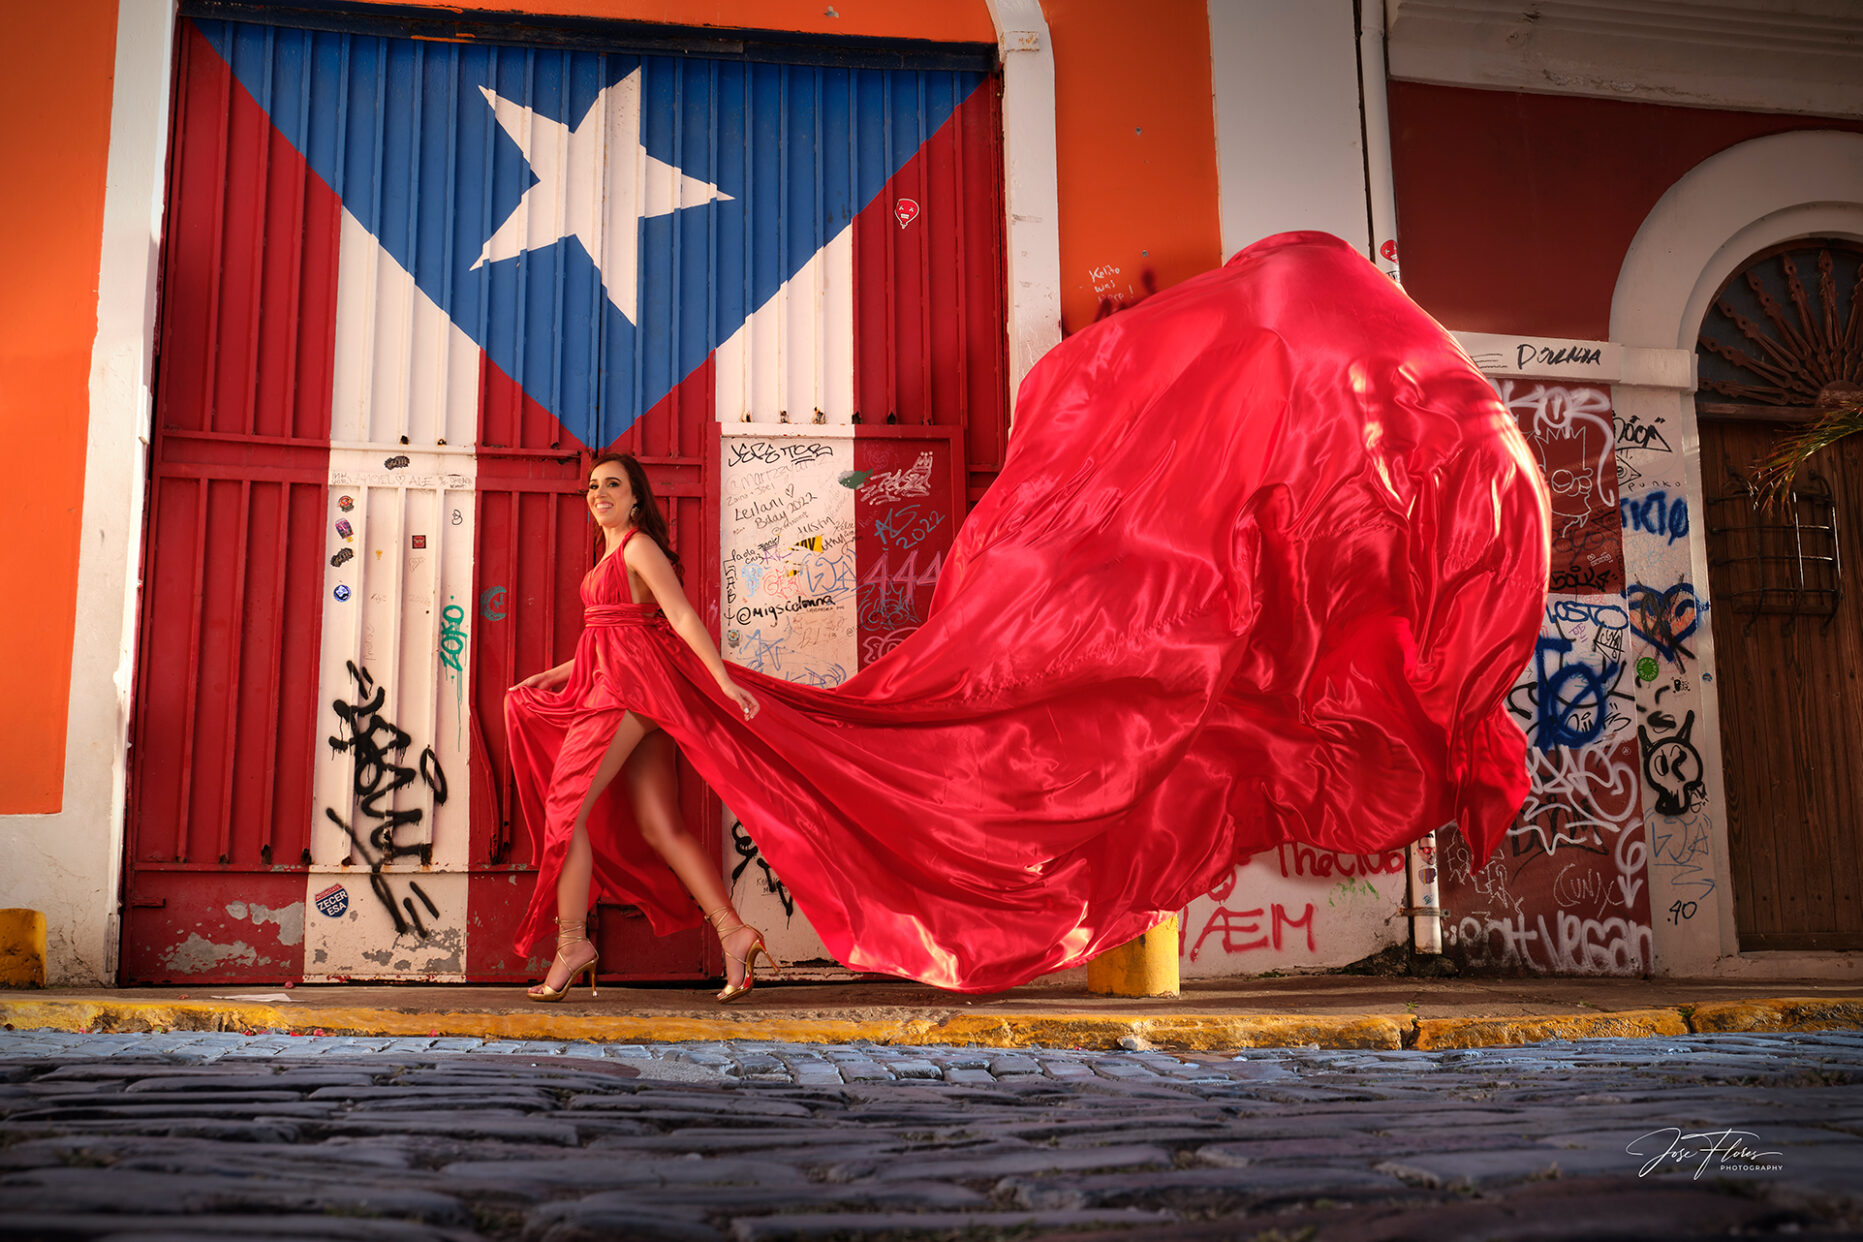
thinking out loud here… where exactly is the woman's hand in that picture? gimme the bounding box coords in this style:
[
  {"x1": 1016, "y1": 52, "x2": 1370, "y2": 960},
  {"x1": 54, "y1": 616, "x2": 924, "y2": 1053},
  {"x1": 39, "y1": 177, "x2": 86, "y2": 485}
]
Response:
[
  {"x1": 513, "y1": 662, "x2": 571, "y2": 692},
  {"x1": 719, "y1": 676, "x2": 761, "y2": 721}
]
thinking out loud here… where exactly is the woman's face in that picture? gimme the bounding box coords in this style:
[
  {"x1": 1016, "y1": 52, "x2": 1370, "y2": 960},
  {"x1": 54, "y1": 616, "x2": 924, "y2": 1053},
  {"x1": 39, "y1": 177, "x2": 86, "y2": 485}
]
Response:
[{"x1": 587, "y1": 462, "x2": 635, "y2": 530}]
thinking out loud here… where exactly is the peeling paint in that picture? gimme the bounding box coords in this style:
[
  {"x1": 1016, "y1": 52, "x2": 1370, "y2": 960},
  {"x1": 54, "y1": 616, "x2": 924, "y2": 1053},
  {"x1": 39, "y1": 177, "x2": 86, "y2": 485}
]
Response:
[
  {"x1": 161, "y1": 934, "x2": 260, "y2": 973},
  {"x1": 223, "y1": 900, "x2": 306, "y2": 946},
  {"x1": 355, "y1": 926, "x2": 465, "y2": 976}
]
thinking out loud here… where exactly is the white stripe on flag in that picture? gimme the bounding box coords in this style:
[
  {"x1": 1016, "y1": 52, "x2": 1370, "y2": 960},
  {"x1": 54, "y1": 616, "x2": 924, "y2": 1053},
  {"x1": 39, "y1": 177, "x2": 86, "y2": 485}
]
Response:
[
  {"x1": 331, "y1": 208, "x2": 484, "y2": 447},
  {"x1": 306, "y1": 207, "x2": 482, "y2": 981},
  {"x1": 714, "y1": 227, "x2": 854, "y2": 424}
]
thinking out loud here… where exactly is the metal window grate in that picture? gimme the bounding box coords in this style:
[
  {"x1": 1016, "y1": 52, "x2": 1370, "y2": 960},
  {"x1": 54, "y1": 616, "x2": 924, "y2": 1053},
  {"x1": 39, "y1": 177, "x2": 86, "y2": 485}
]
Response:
[{"x1": 1707, "y1": 470, "x2": 1843, "y2": 619}]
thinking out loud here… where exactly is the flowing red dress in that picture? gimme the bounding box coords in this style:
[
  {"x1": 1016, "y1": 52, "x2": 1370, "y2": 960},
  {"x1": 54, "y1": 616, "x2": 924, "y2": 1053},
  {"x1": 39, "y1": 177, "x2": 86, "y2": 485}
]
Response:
[{"x1": 506, "y1": 231, "x2": 1551, "y2": 993}]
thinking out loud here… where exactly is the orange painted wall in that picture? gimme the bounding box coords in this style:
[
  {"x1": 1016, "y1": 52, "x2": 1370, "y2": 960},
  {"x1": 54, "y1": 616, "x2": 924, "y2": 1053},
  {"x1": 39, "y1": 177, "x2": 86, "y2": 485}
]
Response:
[
  {"x1": 0, "y1": 2, "x2": 119, "y2": 813},
  {"x1": 381, "y1": 0, "x2": 994, "y2": 42},
  {"x1": 1042, "y1": 0, "x2": 1223, "y2": 335}
]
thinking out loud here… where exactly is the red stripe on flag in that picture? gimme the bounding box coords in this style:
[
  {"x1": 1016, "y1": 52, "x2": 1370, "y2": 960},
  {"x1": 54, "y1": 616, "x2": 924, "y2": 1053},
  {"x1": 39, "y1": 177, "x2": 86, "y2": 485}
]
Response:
[
  {"x1": 160, "y1": 20, "x2": 340, "y2": 442},
  {"x1": 852, "y1": 80, "x2": 1007, "y2": 482}
]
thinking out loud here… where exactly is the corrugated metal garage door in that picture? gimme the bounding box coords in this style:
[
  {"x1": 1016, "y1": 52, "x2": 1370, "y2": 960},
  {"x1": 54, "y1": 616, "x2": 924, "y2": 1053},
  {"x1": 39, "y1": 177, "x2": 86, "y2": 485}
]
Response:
[{"x1": 124, "y1": 7, "x2": 1005, "y2": 984}]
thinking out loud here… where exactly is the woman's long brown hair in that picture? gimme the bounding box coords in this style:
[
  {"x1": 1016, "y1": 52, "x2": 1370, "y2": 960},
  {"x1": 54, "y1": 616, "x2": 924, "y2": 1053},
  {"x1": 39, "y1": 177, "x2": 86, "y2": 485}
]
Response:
[{"x1": 589, "y1": 450, "x2": 679, "y2": 568}]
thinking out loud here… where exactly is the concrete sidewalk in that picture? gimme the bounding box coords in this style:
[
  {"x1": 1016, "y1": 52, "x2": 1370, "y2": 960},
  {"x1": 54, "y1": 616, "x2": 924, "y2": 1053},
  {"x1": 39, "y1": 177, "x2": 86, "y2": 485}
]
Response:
[{"x1": 5, "y1": 973, "x2": 1862, "y2": 1051}]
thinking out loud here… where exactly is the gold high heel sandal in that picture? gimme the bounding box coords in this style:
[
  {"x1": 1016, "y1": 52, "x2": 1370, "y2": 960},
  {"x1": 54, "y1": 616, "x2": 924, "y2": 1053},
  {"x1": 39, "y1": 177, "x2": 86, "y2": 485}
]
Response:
[
  {"x1": 707, "y1": 906, "x2": 780, "y2": 1004},
  {"x1": 527, "y1": 917, "x2": 599, "y2": 1002}
]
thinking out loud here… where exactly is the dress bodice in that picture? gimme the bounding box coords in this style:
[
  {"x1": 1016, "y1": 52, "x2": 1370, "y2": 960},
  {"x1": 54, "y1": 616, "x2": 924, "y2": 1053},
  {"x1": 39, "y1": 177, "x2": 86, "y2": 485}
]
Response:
[{"x1": 580, "y1": 529, "x2": 663, "y2": 621}]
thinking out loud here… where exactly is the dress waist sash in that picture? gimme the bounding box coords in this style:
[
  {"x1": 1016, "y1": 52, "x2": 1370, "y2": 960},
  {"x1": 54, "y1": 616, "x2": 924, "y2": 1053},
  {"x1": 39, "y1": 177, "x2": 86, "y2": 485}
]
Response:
[{"x1": 584, "y1": 604, "x2": 665, "y2": 628}]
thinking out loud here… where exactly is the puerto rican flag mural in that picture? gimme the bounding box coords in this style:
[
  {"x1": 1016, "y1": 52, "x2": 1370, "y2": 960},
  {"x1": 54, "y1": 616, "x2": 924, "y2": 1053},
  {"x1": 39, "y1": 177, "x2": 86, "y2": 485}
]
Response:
[
  {"x1": 187, "y1": 18, "x2": 998, "y2": 443},
  {"x1": 124, "y1": 17, "x2": 1005, "y2": 984}
]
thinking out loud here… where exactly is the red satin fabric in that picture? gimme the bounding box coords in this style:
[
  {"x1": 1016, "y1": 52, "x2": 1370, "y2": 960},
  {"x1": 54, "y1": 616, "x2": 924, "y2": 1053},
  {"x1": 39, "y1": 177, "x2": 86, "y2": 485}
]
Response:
[{"x1": 507, "y1": 231, "x2": 1551, "y2": 992}]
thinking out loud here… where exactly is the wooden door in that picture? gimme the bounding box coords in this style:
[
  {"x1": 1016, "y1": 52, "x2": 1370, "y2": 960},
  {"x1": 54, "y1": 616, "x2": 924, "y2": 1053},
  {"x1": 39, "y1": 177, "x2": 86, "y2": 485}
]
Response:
[
  {"x1": 1696, "y1": 239, "x2": 1863, "y2": 951},
  {"x1": 1700, "y1": 422, "x2": 1863, "y2": 949}
]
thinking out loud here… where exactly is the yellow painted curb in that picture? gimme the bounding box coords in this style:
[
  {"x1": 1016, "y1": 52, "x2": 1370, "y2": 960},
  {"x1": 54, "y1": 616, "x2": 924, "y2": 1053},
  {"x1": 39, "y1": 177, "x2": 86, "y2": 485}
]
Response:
[
  {"x1": 1412, "y1": 1008, "x2": 1689, "y2": 1050},
  {"x1": 0, "y1": 998, "x2": 1409, "y2": 1052},
  {"x1": 6, "y1": 996, "x2": 1859, "y2": 1053},
  {"x1": 0, "y1": 910, "x2": 47, "y2": 989},
  {"x1": 1688, "y1": 997, "x2": 1863, "y2": 1034},
  {"x1": 0, "y1": 1000, "x2": 936, "y2": 1047},
  {"x1": 930, "y1": 1013, "x2": 1408, "y2": 1051}
]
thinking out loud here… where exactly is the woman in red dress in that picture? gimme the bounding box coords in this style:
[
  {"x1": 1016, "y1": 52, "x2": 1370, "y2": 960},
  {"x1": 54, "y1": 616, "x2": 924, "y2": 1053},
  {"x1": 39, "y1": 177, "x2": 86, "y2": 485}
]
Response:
[
  {"x1": 506, "y1": 453, "x2": 770, "y2": 1002},
  {"x1": 504, "y1": 232, "x2": 1551, "y2": 1000}
]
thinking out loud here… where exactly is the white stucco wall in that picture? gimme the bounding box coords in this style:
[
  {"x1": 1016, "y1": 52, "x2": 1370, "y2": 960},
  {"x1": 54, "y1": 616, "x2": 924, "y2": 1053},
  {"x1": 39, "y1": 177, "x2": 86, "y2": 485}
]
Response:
[
  {"x1": 1207, "y1": 0, "x2": 1370, "y2": 261},
  {"x1": 984, "y1": 0, "x2": 1064, "y2": 416}
]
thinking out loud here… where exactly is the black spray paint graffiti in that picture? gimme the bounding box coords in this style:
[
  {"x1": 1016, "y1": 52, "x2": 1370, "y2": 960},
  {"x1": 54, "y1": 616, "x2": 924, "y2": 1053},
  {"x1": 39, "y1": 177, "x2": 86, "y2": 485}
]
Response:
[
  {"x1": 1550, "y1": 562, "x2": 1614, "y2": 594},
  {"x1": 1625, "y1": 581, "x2": 1699, "y2": 669},
  {"x1": 1616, "y1": 413, "x2": 1672, "y2": 453},
  {"x1": 1516, "y1": 342, "x2": 1605, "y2": 369},
  {"x1": 327, "y1": 660, "x2": 447, "y2": 937},
  {"x1": 730, "y1": 819, "x2": 795, "y2": 920},
  {"x1": 728, "y1": 440, "x2": 832, "y2": 468},
  {"x1": 1639, "y1": 708, "x2": 1706, "y2": 816}
]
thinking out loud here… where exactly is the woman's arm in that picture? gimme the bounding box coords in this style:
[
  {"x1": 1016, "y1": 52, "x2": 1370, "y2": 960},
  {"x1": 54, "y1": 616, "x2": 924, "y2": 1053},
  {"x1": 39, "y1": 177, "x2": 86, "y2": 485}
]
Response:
[
  {"x1": 513, "y1": 658, "x2": 573, "y2": 691},
  {"x1": 627, "y1": 537, "x2": 761, "y2": 719}
]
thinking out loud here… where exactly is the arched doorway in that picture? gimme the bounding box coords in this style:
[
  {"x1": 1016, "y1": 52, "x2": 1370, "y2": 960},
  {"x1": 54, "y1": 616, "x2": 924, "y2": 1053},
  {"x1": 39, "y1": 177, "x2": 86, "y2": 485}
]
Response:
[{"x1": 1695, "y1": 239, "x2": 1863, "y2": 950}]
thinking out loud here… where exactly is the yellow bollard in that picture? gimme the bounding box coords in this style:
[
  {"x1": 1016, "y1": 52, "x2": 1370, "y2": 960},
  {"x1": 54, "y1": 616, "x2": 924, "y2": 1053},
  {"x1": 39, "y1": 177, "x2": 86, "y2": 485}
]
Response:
[
  {"x1": 1086, "y1": 914, "x2": 1180, "y2": 998},
  {"x1": 0, "y1": 909, "x2": 47, "y2": 988}
]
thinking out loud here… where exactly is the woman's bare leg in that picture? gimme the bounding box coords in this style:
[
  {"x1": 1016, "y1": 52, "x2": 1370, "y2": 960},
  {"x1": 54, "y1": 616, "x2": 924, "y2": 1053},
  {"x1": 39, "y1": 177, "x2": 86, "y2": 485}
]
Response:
[
  {"x1": 531, "y1": 712, "x2": 649, "y2": 995},
  {"x1": 624, "y1": 730, "x2": 761, "y2": 990}
]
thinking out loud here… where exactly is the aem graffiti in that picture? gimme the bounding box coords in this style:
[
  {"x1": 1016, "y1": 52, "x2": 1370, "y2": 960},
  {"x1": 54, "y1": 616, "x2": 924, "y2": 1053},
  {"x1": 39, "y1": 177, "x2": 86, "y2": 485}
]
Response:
[{"x1": 1187, "y1": 902, "x2": 1316, "y2": 962}]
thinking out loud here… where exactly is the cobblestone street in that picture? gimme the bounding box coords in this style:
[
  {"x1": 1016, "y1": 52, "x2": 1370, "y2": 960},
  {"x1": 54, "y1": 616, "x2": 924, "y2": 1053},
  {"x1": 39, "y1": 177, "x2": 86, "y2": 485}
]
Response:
[{"x1": 1, "y1": 1028, "x2": 1860, "y2": 1239}]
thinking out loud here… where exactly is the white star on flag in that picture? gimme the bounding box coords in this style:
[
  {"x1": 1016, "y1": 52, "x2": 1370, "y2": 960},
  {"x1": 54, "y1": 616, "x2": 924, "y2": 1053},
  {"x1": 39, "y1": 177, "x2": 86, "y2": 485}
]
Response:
[{"x1": 472, "y1": 68, "x2": 732, "y2": 325}]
